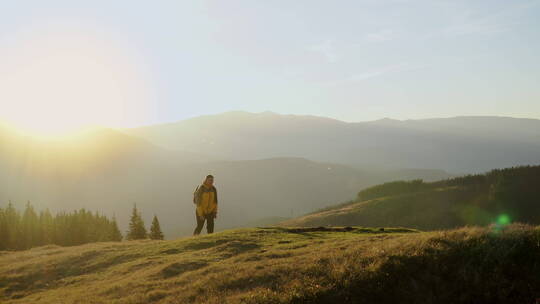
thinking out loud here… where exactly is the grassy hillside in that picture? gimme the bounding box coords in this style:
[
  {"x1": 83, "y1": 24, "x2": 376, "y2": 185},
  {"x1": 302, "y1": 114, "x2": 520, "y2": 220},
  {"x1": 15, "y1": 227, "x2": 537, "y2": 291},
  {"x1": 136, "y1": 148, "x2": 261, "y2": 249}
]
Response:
[
  {"x1": 282, "y1": 166, "x2": 540, "y2": 230},
  {"x1": 0, "y1": 225, "x2": 538, "y2": 303}
]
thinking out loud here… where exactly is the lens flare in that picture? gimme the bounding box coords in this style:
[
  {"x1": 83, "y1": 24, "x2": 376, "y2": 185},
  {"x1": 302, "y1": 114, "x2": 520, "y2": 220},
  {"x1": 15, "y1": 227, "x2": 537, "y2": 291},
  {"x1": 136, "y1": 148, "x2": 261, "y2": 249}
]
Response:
[
  {"x1": 0, "y1": 26, "x2": 156, "y2": 138},
  {"x1": 496, "y1": 214, "x2": 511, "y2": 226}
]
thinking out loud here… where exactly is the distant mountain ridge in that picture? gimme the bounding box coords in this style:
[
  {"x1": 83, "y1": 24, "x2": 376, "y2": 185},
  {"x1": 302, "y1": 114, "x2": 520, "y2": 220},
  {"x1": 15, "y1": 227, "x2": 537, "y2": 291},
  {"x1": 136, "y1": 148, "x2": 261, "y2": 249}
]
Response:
[{"x1": 125, "y1": 112, "x2": 540, "y2": 173}]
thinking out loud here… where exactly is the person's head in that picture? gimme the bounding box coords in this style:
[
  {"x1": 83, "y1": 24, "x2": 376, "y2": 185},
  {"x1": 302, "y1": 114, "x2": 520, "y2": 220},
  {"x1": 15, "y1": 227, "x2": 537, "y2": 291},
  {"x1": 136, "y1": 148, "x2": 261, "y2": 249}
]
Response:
[{"x1": 204, "y1": 174, "x2": 214, "y2": 186}]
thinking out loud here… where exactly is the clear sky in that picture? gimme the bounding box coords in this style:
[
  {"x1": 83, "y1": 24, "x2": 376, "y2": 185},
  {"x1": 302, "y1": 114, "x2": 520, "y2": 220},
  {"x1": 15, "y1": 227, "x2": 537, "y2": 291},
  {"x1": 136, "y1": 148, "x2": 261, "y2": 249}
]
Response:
[{"x1": 1, "y1": 0, "x2": 539, "y2": 133}]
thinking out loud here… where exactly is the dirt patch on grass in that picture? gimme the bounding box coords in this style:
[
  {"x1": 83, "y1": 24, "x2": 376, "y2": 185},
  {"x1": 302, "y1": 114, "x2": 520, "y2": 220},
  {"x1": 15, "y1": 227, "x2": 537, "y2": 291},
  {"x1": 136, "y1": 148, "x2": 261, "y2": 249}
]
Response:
[
  {"x1": 160, "y1": 248, "x2": 182, "y2": 255},
  {"x1": 212, "y1": 241, "x2": 261, "y2": 260},
  {"x1": 282, "y1": 226, "x2": 356, "y2": 233},
  {"x1": 243, "y1": 255, "x2": 263, "y2": 262},
  {"x1": 160, "y1": 261, "x2": 208, "y2": 278},
  {"x1": 128, "y1": 260, "x2": 162, "y2": 272},
  {"x1": 277, "y1": 226, "x2": 419, "y2": 234},
  {"x1": 221, "y1": 241, "x2": 260, "y2": 254},
  {"x1": 264, "y1": 252, "x2": 293, "y2": 259}
]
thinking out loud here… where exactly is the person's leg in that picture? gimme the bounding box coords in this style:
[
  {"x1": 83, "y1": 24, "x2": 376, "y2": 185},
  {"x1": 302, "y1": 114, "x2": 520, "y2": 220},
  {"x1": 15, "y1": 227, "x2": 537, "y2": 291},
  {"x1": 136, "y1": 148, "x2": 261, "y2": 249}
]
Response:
[
  {"x1": 193, "y1": 212, "x2": 205, "y2": 235},
  {"x1": 206, "y1": 215, "x2": 214, "y2": 234}
]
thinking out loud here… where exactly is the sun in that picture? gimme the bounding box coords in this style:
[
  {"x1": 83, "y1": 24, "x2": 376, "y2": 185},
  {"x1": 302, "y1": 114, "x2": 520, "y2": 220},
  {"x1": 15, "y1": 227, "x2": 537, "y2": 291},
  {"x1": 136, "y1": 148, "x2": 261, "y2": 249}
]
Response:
[{"x1": 0, "y1": 27, "x2": 156, "y2": 138}]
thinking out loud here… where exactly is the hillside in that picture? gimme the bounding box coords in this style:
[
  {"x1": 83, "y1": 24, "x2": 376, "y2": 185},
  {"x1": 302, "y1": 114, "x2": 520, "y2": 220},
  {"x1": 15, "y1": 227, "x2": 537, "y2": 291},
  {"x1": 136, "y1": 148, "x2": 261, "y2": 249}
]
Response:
[
  {"x1": 282, "y1": 165, "x2": 540, "y2": 230},
  {"x1": 126, "y1": 112, "x2": 540, "y2": 173},
  {"x1": 0, "y1": 225, "x2": 538, "y2": 303},
  {"x1": 0, "y1": 127, "x2": 450, "y2": 238}
]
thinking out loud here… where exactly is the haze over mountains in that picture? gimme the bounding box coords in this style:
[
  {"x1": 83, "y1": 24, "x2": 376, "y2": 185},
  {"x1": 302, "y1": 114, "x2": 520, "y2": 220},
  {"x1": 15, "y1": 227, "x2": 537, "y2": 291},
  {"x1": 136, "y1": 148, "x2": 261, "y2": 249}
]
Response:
[
  {"x1": 127, "y1": 111, "x2": 540, "y2": 173},
  {"x1": 0, "y1": 120, "x2": 449, "y2": 237},
  {"x1": 2, "y1": 112, "x2": 540, "y2": 236}
]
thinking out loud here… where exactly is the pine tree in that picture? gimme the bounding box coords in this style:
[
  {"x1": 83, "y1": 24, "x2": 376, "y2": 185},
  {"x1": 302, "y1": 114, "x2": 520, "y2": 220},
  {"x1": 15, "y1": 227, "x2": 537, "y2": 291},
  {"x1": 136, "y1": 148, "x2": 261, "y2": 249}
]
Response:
[
  {"x1": 126, "y1": 204, "x2": 147, "y2": 240},
  {"x1": 39, "y1": 209, "x2": 54, "y2": 245},
  {"x1": 21, "y1": 201, "x2": 39, "y2": 249},
  {"x1": 4, "y1": 201, "x2": 21, "y2": 250},
  {"x1": 0, "y1": 208, "x2": 7, "y2": 250},
  {"x1": 109, "y1": 216, "x2": 123, "y2": 241},
  {"x1": 0, "y1": 202, "x2": 139, "y2": 250},
  {"x1": 149, "y1": 215, "x2": 164, "y2": 240}
]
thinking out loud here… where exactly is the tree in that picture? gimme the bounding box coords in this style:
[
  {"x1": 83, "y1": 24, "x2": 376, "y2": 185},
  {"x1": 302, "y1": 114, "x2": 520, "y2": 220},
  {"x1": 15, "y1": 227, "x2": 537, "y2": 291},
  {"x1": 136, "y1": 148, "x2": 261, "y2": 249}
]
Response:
[
  {"x1": 109, "y1": 216, "x2": 123, "y2": 241},
  {"x1": 39, "y1": 209, "x2": 54, "y2": 245},
  {"x1": 149, "y1": 215, "x2": 164, "y2": 240},
  {"x1": 0, "y1": 208, "x2": 7, "y2": 250},
  {"x1": 21, "y1": 201, "x2": 39, "y2": 249},
  {"x1": 126, "y1": 204, "x2": 147, "y2": 240},
  {"x1": 3, "y1": 202, "x2": 20, "y2": 250},
  {"x1": 0, "y1": 202, "x2": 124, "y2": 250}
]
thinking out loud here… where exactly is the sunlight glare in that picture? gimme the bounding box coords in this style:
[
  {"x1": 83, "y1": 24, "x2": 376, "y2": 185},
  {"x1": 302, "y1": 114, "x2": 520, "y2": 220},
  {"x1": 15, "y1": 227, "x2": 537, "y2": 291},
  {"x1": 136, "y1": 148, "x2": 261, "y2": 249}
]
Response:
[{"x1": 0, "y1": 27, "x2": 156, "y2": 138}]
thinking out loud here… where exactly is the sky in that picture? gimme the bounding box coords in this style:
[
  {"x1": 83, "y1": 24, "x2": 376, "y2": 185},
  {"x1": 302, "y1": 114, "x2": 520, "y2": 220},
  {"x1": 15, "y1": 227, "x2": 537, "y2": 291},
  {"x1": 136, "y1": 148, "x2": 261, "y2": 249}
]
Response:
[{"x1": 1, "y1": 0, "x2": 539, "y2": 133}]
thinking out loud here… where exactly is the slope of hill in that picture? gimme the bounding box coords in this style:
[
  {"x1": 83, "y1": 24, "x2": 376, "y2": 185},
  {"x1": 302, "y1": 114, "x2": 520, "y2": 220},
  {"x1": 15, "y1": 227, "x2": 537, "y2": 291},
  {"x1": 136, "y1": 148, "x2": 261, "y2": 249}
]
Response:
[
  {"x1": 282, "y1": 165, "x2": 540, "y2": 230},
  {"x1": 0, "y1": 127, "x2": 451, "y2": 238},
  {"x1": 0, "y1": 225, "x2": 538, "y2": 304},
  {"x1": 125, "y1": 112, "x2": 540, "y2": 173}
]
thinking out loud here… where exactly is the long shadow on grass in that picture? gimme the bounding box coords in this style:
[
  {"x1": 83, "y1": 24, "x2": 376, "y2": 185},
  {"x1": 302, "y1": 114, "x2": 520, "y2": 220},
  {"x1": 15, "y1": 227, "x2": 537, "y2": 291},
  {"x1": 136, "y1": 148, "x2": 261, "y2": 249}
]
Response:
[
  {"x1": 0, "y1": 250, "x2": 143, "y2": 300},
  {"x1": 286, "y1": 226, "x2": 540, "y2": 304}
]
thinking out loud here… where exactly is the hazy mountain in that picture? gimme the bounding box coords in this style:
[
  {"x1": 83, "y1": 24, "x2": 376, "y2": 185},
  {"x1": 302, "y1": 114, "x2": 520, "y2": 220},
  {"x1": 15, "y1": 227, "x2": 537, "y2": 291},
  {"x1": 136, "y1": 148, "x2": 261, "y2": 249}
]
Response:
[
  {"x1": 126, "y1": 112, "x2": 540, "y2": 173},
  {"x1": 0, "y1": 126, "x2": 450, "y2": 237}
]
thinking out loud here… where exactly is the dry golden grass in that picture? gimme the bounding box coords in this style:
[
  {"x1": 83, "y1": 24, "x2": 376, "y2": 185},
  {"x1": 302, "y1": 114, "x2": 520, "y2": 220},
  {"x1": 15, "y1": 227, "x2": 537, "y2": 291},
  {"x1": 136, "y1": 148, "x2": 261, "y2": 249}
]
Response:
[{"x1": 0, "y1": 225, "x2": 538, "y2": 304}]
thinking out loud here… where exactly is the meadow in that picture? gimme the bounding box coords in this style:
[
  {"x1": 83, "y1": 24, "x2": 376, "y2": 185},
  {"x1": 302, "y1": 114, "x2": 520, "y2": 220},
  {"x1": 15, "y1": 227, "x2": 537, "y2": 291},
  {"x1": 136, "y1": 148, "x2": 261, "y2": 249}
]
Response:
[{"x1": 0, "y1": 224, "x2": 538, "y2": 303}]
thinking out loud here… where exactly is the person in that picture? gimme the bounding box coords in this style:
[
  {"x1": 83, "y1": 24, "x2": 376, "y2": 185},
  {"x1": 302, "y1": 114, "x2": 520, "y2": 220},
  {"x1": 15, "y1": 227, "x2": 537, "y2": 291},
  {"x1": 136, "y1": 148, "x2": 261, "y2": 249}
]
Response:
[{"x1": 193, "y1": 175, "x2": 218, "y2": 235}]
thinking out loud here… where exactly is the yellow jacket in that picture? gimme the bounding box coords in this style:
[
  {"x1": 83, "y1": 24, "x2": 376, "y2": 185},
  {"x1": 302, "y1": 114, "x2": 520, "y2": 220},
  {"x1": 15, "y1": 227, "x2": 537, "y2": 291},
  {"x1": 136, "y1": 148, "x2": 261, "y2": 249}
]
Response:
[{"x1": 194, "y1": 184, "x2": 218, "y2": 217}]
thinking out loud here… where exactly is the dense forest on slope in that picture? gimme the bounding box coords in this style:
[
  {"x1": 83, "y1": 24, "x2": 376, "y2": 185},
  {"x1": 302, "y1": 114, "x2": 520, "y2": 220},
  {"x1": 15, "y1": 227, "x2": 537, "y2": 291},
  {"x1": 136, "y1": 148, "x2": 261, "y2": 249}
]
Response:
[
  {"x1": 0, "y1": 202, "x2": 122, "y2": 250},
  {"x1": 282, "y1": 165, "x2": 540, "y2": 229}
]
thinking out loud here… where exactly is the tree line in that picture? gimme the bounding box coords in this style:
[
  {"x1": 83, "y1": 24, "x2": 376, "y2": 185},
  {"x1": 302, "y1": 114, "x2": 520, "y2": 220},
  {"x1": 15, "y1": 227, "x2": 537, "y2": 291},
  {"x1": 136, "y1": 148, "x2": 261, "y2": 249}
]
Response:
[
  {"x1": 0, "y1": 202, "x2": 164, "y2": 251},
  {"x1": 358, "y1": 165, "x2": 540, "y2": 201},
  {"x1": 356, "y1": 165, "x2": 540, "y2": 225}
]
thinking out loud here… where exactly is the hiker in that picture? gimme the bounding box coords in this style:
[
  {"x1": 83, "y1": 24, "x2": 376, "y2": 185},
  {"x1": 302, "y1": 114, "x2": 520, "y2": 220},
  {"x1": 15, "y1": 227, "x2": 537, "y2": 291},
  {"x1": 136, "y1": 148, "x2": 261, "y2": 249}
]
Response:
[{"x1": 193, "y1": 175, "x2": 218, "y2": 235}]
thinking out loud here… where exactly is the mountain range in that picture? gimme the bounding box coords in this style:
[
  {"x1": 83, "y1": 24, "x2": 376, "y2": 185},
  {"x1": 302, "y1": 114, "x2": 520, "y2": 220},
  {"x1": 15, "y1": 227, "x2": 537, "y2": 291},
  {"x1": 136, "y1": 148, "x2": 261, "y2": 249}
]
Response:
[
  {"x1": 126, "y1": 111, "x2": 540, "y2": 173},
  {"x1": 2, "y1": 112, "x2": 539, "y2": 236}
]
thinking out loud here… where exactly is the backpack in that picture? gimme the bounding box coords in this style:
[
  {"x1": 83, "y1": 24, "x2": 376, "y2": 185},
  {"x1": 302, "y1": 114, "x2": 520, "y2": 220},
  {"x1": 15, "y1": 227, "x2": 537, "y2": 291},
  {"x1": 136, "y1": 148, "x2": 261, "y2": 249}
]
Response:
[{"x1": 193, "y1": 185, "x2": 200, "y2": 204}]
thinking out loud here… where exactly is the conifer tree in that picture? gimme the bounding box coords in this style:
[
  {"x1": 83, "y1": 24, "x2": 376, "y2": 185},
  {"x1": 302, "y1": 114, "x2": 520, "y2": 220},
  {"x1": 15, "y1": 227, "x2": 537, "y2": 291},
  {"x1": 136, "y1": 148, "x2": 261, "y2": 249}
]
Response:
[
  {"x1": 0, "y1": 202, "x2": 125, "y2": 250},
  {"x1": 109, "y1": 216, "x2": 123, "y2": 241},
  {"x1": 4, "y1": 201, "x2": 21, "y2": 249},
  {"x1": 126, "y1": 204, "x2": 147, "y2": 240},
  {"x1": 39, "y1": 209, "x2": 54, "y2": 245},
  {"x1": 21, "y1": 201, "x2": 39, "y2": 249},
  {"x1": 0, "y1": 208, "x2": 7, "y2": 250},
  {"x1": 149, "y1": 215, "x2": 164, "y2": 240}
]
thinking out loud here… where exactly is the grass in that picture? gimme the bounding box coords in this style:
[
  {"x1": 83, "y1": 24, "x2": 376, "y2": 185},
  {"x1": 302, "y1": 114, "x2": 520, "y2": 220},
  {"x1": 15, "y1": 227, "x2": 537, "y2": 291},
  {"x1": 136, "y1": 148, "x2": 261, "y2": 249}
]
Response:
[
  {"x1": 0, "y1": 225, "x2": 538, "y2": 303},
  {"x1": 280, "y1": 187, "x2": 490, "y2": 229},
  {"x1": 287, "y1": 166, "x2": 540, "y2": 231}
]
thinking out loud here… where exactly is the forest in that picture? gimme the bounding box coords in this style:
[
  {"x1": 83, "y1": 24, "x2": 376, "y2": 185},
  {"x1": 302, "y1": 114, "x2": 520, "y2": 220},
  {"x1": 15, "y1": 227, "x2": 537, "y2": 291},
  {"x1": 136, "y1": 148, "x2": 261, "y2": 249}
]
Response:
[{"x1": 0, "y1": 202, "x2": 164, "y2": 251}]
